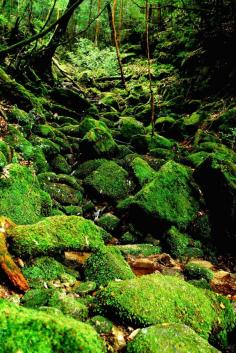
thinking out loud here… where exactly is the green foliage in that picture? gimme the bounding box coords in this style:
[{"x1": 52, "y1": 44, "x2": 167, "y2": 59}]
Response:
[{"x1": 68, "y1": 38, "x2": 118, "y2": 78}]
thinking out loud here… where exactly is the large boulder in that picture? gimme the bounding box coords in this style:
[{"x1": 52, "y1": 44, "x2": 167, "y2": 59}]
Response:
[
  {"x1": 7, "y1": 215, "x2": 107, "y2": 258},
  {"x1": 119, "y1": 161, "x2": 200, "y2": 232},
  {"x1": 85, "y1": 160, "x2": 134, "y2": 201},
  {"x1": 97, "y1": 274, "x2": 235, "y2": 346},
  {"x1": 84, "y1": 246, "x2": 135, "y2": 286},
  {"x1": 0, "y1": 164, "x2": 52, "y2": 224},
  {"x1": 126, "y1": 323, "x2": 220, "y2": 353},
  {"x1": 0, "y1": 299, "x2": 105, "y2": 353}
]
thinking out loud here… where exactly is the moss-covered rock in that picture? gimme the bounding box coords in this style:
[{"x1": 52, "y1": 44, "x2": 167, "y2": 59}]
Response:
[
  {"x1": 23, "y1": 256, "x2": 78, "y2": 288},
  {"x1": 0, "y1": 299, "x2": 105, "y2": 353},
  {"x1": 119, "y1": 161, "x2": 200, "y2": 231},
  {"x1": 78, "y1": 117, "x2": 108, "y2": 137},
  {"x1": 126, "y1": 323, "x2": 220, "y2": 353},
  {"x1": 131, "y1": 157, "x2": 156, "y2": 186},
  {"x1": 117, "y1": 244, "x2": 161, "y2": 257},
  {"x1": 42, "y1": 182, "x2": 83, "y2": 206},
  {"x1": 84, "y1": 246, "x2": 135, "y2": 286},
  {"x1": 74, "y1": 281, "x2": 97, "y2": 295},
  {"x1": 0, "y1": 140, "x2": 11, "y2": 162},
  {"x1": 184, "y1": 263, "x2": 214, "y2": 282},
  {"x1": 80, "y1": 127, "x2": 117, "y2": 158},
  {"x1": 96, "y1": 213, "x2": 120, "y2": 232},
  {"x1": 0, "y1": 164, "x2": 52, "y2": 224},
  {"x1": 88, "y1": 315, "x2": 113, "y2": 334},
  {"x1": 118, "y1": 117, "x2": 145, "y2": 141},
  {"x1": 97, "y1": 274, "x2": 235, "y2": 346},
  {"x1": 74, "y1": 159, "x2": 106, "y2": 178},
  {"x1": 50, "y1": 154, "x2": 72, "y2": 174},
  {"x1": 85, "y1": 160, "x2": 134, "y2": 201},
  {"x1": 0, "y1": 151, "x2": 7, "y2": 170},
  {"x1": 8, "y1": 215, "x2": 106, "y2": 258}
]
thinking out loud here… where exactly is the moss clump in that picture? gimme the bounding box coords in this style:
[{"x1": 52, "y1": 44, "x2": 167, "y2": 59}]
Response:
[
  {"x1": 42, "y1": 182, "x2": 83, "y2": 206},
  {"x1": 78, "y1": 117, "x2": 108, "y2": 137},
  {"x1": 96, "y1": 213, "x2": 120, "y2": 232},
  {"x1": 147, "y1": 134, "x2": 176, "y2": 150},
  {"x1": 85, "y1": 160, "x2": 134, "y2": 201},
  {"x1": 118, "y1": 117, "x2": 145, "y2": 141},
  {"x1": 0, "y1": 299, "x2": 105, "y2": 353},
  {"x1": 97, "y1": 274, "x2": 235, "y2": 344},
  {"x1": 48, "y1": 291, "x2": 89, "y2": 321},
  {"x1": 23, "y1": 256, "x2": 78, "y2": 288},
  {"x1": 184, "y1": 263, "x2": 214, "y2": 282},
  {"x1": 0, "y1": 140, "x2": 11, "y2": 162},
  {"x1": 8, "y1": 106, "x2": 34, "y2": 128},
  {"x1": 117, "y1": 244, "x2": 161, "y2": 257},
  {"x1": 126, "y1": 323, "x2": 220, "y2": 353},
  {"x1": 88, "y1": 315, "x2": 113, "y2": 334},
  {"x1": 167, "y1": 226, "x2": 190, "y2": 258},
  {"x1": 131, "y1": 157, "x2": 156, "y2": 186},
  {"x1": 51, "y1": 155, "x2": 71, "y2": 174},
  {"x1": 0, "y1": 151, "x2": 7, "y2": 170},
  {"x1": 8, "y1": 215, "x2": 106, "y2": 258},
  {"x1": 84, "y1": 246, "x2": 135, "y2": 286},
  {"x1": 187, "y1": 151, "x2": 210, "y2": 167},
  {"x1": 74, "y1": 281, "x2": 97, "y2": 295},
  {"x1": 74, "y1": 159, "x2": 106, "y2": 178},
  {"x1": 120, "y1": 161, "x2": 199, "y2": 229},
  {"x1": 80, "y1": 127, "x2": 117, "y2": 158},
  {"x1": 5, "y1": 125, "x2": 34, "y2": 160},
  {"x1": 0, "y1": 163, "x2": 51, "y2": 224}
]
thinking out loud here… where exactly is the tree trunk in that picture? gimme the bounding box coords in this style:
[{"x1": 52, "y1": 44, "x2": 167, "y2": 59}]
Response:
[
  {"x1": 94, "y1": 0, "x2": 101, "y2": 46},
  {"x1": 107, "y1": 3, "x2": 115, "y2": 46}
]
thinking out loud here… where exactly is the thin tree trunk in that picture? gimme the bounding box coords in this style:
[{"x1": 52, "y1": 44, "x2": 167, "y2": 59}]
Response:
[
  {"x1": 107, "y1": 3, "x2": 115, "y2": 46},
  {"x1": 146, "y1": 0, "x2": 155, "y2": 136},
  {"x1": 111, "y1": 0, "x2": 126, "y2": 88},
  {"x1": 117, "y1": 0, "x2": 123, "y2": 44},
  {"x1": 94, "y1": 0, "x2": 101, "y2": 46}
]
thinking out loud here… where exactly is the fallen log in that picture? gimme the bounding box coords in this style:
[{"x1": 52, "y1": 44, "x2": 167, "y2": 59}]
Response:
[{"x1": 0, "y1": 218, "x2": 29, "y2": 292}]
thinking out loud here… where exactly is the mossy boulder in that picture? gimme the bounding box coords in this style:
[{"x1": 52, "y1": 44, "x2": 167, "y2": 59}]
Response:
[
  {"x1": 85, "y1": 160, "x2": 134, "y2": 201},
  {"x1": 51, "y1": 155, "x2": 72, "y2": 174},
  {"x1": 126, "y1": 323, "x2": 220, "y2": 353},
  {"x1": 184, "y1": 263, "x2": 214, "y2": 282},
  {"x1": 23, "y1": 256, "x2": 78, "y2": 288},
  {"x1": 8, "y1": 215, "x2": 107, "y2": 258},
  {"x1": 96, "y1": 213, "x2": 120, "y2": 232},
  {"x1": 0, "y1": 164, "x2": 52, "y2": 224},
  {"x1": 42, "y1": 182, "x2": 83, "y2": 206},
  {"x1": 78, "y1": 117, "x2": 108, "y2": 137},
  {"x1": 88, "y1": 315, "x2": 113, "y2": 334},
  {"x1": 0, "y1": 151, "x2": 7, "y2": 170},
  {"x1": 119, "y1": 161, "x2": 200, "y2": 231},
  {"x1": 0, "y1": 140, "x2": 11, "y2": 162},
  {"x1": 194, "y1": 156, "x2": 236, "y2": 251},
  {"x1": 118, "y1": 117, "x2": 145, "y2": 141},
  {"x1": 117, "y1": 244, "x2": 161, "y2": 257},
  {"x1": 80, "y1": 127, "x2": 117, "y2": 158},
  {"x1": 167, "y1": 226, "x2": 203, "y2": 258},
  {"x1": 0, "y1": 299, "x2": 105, "y2": 353},
  {"x1": 84, "y1": 246, "x2": 135, "y2": 286},
  {"x1": 131, "y1": 157, "x2": 156, "y2": 186},
  {"x1": 97, "y1": 274, "x2": 235, "y2": 346},
  {"x1": 74, "y1": 159, "x2": 106, "y2": 178}
]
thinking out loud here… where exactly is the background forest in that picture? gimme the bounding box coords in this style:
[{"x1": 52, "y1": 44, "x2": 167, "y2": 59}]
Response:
[{"x1": 0, "y1": 0, "x2": 235, "y2": 352}]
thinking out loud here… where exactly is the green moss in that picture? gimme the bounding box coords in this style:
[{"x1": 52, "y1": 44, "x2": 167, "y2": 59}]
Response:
[
  {"x1": 120, "y1": 161, "x2": 199, "y2": 229},
  {"x1": 118, "y1": 117, "x2": 145, "y2": 141},
  {"x1": 149, "y1": 148, "x2": 175, "y2": 160},
  {"x1": 63, "y1": 205, "x2": 83, "y2": 215},
  {"x1": 131, "y1": 157, "x2": 156, "y2": 186},
  {"x1": 96, "y1": 213, "x2": 120, "y2": 232},
  {"x1": 120, "y1": 231, "x2": 138, "y2": 244},
  {"x1": 8, "y1": 106, "x2": 34, "y2": 129},
  {"x1": 88, "y1": 315, "x2": 113, "y2": 334},
  {"x1": 184, "y1": 263, "x2": 214, "y2": 282},
  {"x1": 78, "y1": 117, "x2": 108, "y2": 137},
  {"x1": 23, "y1": 256, "x2": 78, "y2": 288},
  {"x1": 0, "y1": 151, "x2": 7, "y2": 170},
  {"x1": 5, "y1": 125, "x2": 34, "y2": 160},
  {"x1": 30, "y1": 135, "x2": 61, "y2": 156},
  {"x1": 189, "y1": 279, "x2": 212, "y2": 290},
  {"x1": 80, "y1": 127, "x2": 117, "y2": 157},
  {"x1": 0, "y1": 163, "x2": 51, "y2": 224},
  {"x1": 48, "y1": 291, "x2": 89, "y2": 321},
  {"x1": 85, "y1": 160, "x2": 134, "y2": 201},
  {"x1": 167, "y1": 226, "x2": 190, "y2": 258},
  {"x1": 126, "y1": 323, "x2": 220, "y2": 353},
  {"x1": 42, "y1": 182, "x2": 83, "y2": 206},
  {"x1": 84, "y1": 246, "x2": 135, "y2": 286},
  {"x1": 0, "y1": 299, "x2": 105, "y2": 353},
  {"x1": 51, "y1": 155, "x2": 71, "y2": 174},
  {"x1": 118, "y1": 244, "x2": 161, "y2": 256},
  {"x1": 8, "y1": 215, "x2": 106, "y2": 258},
  {"x1": 21, "y1": 288, "x2": 55, "y2": 308},
  {"x1": 97, "y1": 274, "x2": 235, "y2": 345},
  {"x1": 147, "y1": 134, "x2": 176, "y2": 150},
  {"x1": 32, "y1": 147, "x2": 49, "y2": 173},
  {"x1": 187, "y1": 151, "x2": 211, "y2": 168},
  {"x1": 74, "y1": 281, "x2": 97, "y2": 295},
  {"x1": 0, "y1": 140, "x2": 11, "y2": 162},
  {"x1": 74, "y1": 159, "x2": 106, "y2": 178}
]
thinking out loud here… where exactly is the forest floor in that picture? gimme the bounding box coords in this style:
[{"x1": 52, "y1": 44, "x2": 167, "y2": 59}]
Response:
[{"x1": 0, "y1": 46, "x2": 235, "y2": 352}]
